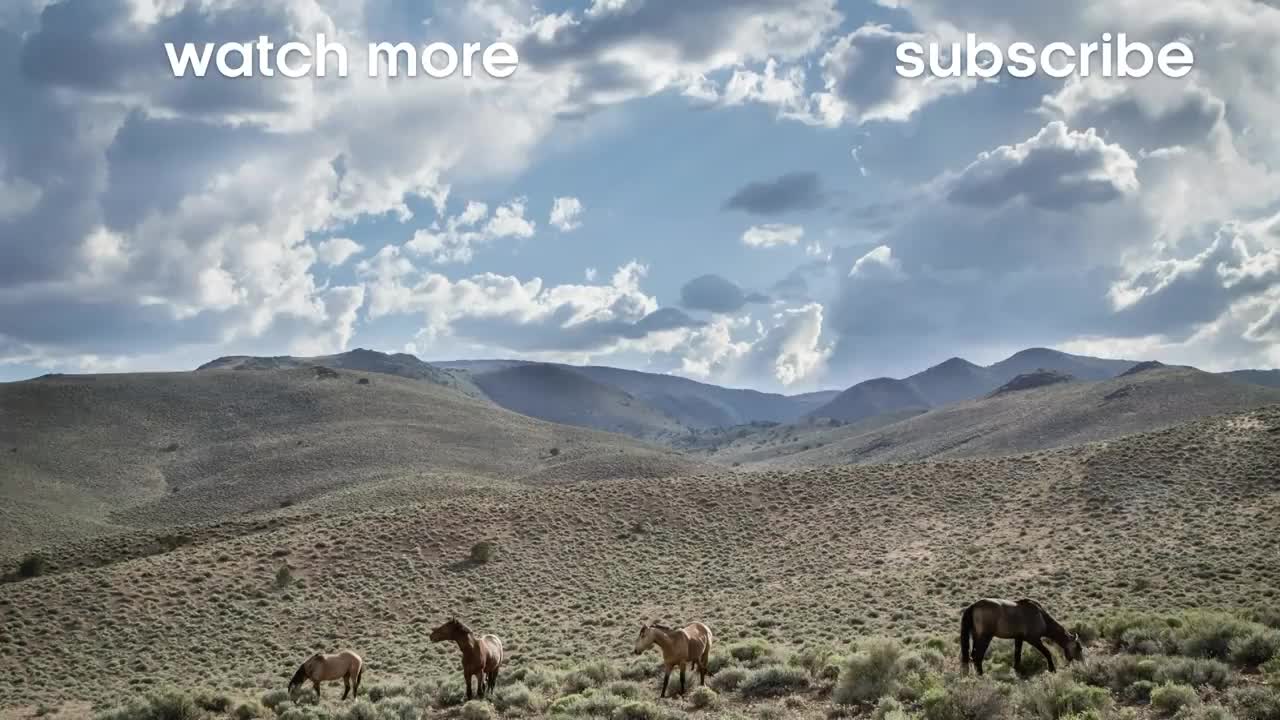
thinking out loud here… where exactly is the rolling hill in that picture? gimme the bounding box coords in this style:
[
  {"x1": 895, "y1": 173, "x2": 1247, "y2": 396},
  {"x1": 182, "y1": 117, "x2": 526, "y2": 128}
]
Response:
[
  {"x1": 440, "y1": 359, "x2": 839, "y2": 430},
  {"x1": 746, "y1": 366, "x2": 1280, "y2": 467},
  {"x1": 468, "y1": 363, "x2": 687, "y2": 439},
  {"x1": 198, "y1": 348, "x2": 486, "y2": 399},
  {"x1": 0, "y1": 367, "x2": 712, "y2": 558},
  {"x1": 1, "y1": 404, "x2": 1276, "y2": 712}
]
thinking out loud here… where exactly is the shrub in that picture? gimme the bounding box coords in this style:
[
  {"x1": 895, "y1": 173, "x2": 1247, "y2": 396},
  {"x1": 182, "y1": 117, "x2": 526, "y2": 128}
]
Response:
[
  {"x1": 96, "y1": 690, "x2": 204, "y2": 720},
  {"x1": 470, "y1": 541, "x2": 496, "y2": 564},
  {"x1": 738, "y1": 667, "x2": 810, "y2": 699},
  {"x1": 872, "y1": 697, "x2": 911, "y2": 720},
  {"x1": 434, "y1": 678, "x2": 467, "y2": 708},
  {"x1": 1179, "y1": 614, "x2": 1254, "y2": 661},
  {"x1": 616, "y1": 701, "x2": 664, "y2": 720},
  {"x1": 338, "y1": 700, "x2": 377, "y2": 720},
  {"x1": 275, "y1": 565, "x2": 293, "y2": 589},
  {"x1": 1073, "y1": 654, "x2": 1158, "y2": 692},
  {"x1": 1018, "y1": 673, "x2": 1112, "y2": 720},
  {"x1": 493, "y1": 682, "x2": 544, "y2": 713},
  {"x1": 833, "y1": 637, "x2": 905, "y2": 706},
  {"x1": 1151, "y1": 683, "x2": 1200, "y2": 717},
  {"x1": 17, "y1": 554, "x2": 47, "y2": 578},
  {"x1": 460, "y1": 700, "x2": 493, "y2": 720},
  {"x1": 1230, "y1": 685, "x2": 1280, "y2": 720},
  {"x1": 688, "y1": 687, "x2": 718, "y2": 710},
  {"x1": 789, "y1": 644, "x2": 838, "y2": 677},
  {"x1": 193, "y1": 693, "x2": 232, "y2": 713},
  {"x1": 233, "y1": 702, "x2": 264, "y2": 720},
  {"x1": 261, "y1": 690, "x2": 291, "y2": 711},
  {"x1": 726, "y1": 640, "x2": 776, "y2": 666},
  {"x1": 1232, "y1": 629, "x2": 1280, "y2": 668},
  {"x1": 1157, "y1": 658, "x2": 1232, "y2": 690},
  {"x1": 709, "y1": 668, "x2": 749, "y2": 693},
  {"x1": 1174, "y1": 706, "x2": 1238, "y2": 720},
  {"x1": 921, "y1": 678, "x2": 1009, "y2": 720}
]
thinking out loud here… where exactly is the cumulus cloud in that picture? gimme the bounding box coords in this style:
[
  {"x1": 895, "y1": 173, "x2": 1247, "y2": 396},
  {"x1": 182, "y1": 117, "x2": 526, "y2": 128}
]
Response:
[
  {"x1": 316, "y1": 237, "x2": 364, "y2": 267},
  {"x1": 742, "y1": 223, "x2": 804, "y2": 249},
  {"x1": 947, "y1": 122, "x2": 1139, "y2": 211},
  {"x1": 406, "y1": 198, "x2": 536, "y2": 264},
  {"x1": 680, "y1": 274, "x2": 769, "y2": 314},
  {"x1": 723, "y1": 172, "x2": 824, "y2": 215},
  {"x1": 746, "y1": 302, "x2": 832, "y2": 386},
  {"x1": 549, "y1": 196, "x2": 584, "y2": 231}
]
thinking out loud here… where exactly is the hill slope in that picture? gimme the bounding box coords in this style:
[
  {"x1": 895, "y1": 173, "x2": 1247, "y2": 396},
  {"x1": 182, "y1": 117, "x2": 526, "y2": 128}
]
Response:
[
  {"x1": 762, "y1": 366, "x2": 1280, "y2": 467},
  {"x1": 469, "y1": 364, "x2": 686, "y2": 438},
  {"x1": 1, "y1": 405, "x2": 1276, "y2": 709},
  {"x1": 0, "y1": 368, "x2": 711, "y2": 556},
  {"x1": 199, "y1": 348, "x2": 486, "y2": 399},
  {"x1": 441, "y1": 360, "x2": 835, "y2": 429}
]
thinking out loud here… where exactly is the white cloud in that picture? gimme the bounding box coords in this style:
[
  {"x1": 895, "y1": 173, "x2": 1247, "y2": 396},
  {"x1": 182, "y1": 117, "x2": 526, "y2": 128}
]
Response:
[
  {"x1": 742, "y1": 223, "x2": 804, "y2": 249},
  {"x1": 406, "y1": 198, "x2": 536, "y2": 264},
  {"x1": 549, "y1": 196, "x2": 584, "y2": 231},
  {"x1": 316, "y1": 237, "x2": 364, "y2": 267}
]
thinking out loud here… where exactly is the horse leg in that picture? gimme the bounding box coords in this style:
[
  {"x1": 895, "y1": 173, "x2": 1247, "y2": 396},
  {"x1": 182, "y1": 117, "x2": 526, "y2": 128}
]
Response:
[
  {"x1": 478, "y1": 672, "x2": 487, "y2": 699},
  {"x1": 465, "y1": 672, "x2": 473, "y2": 701},
  {"x1": 489, "y1": 669, "x2": 499, "y2": 692},
  {"x1": 1013, "y1": 639, "x2": 1024, "y2": 678},
  {"x1": 972, "y1": 635, "x2": 992, "y2": 676},
  {"x1": 1029, "y1": 639, "x2": 1056, "y2": 673},
  {"x1": 660, "y1": 668, "x2": 671, "y2": 698},
  {"x1": 313, "y1": 679, "x2": 322, "y2": 699},
  {"x1": 680, "y1": 664, "x2": 687, "y2": 694}
]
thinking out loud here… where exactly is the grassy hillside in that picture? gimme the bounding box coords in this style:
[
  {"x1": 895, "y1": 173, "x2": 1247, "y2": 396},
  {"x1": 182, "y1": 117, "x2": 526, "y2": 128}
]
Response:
[
  {"x1": 731, "y1": 367, "x2": 1280, "y2": 468},
  {"x1": 0, "y1": 367, "x2": 711, "y2": 558},
  {"x1": 2, "y1": 404, "x2": 1277, "y2": 715}
]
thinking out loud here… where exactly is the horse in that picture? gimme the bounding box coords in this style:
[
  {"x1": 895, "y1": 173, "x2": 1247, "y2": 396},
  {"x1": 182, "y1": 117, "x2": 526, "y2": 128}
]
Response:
[
  {"x1": 960, "y1": 598, "x2": 1084, "y2": 676},
  {"x1": 633, "y1": 622, "x2": 713, "y2": 698},
  {"x1": 288, "y1": 650, "x2": 364, "y2": 700},
  {"x1": 430, "y1": 618, "x2": 504, "y2": 700}
]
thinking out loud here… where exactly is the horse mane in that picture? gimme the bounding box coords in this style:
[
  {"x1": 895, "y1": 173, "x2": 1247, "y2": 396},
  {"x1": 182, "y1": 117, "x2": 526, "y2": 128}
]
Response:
[
  {"x1": 650, "y1": 623, "x2": 671, "y2": 631},
  {"x1": 289, "y1": 662, "x2": 308, "y2": 687},
  {"x1": 1021, "y1": 598, "x2": 1070, "y2": 640},
  {"x1": 452, "y1": 619, "x2": 473, "y2": 636}
]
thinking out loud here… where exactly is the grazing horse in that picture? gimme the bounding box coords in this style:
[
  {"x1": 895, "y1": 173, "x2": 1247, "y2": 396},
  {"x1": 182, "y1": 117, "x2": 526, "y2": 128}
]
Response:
[
  {"x1": 960, "y1": 598, "x2": 1084, "y2": 676},
  {"x1": 634, "y1": 622, "x2": 714, "y2": 698},
  {"x1": 430, "y1": 618, "x2": 504, "y2": 700},
  {"x1": 288, "y1": 650, "x2": 364, "y2": 700}
]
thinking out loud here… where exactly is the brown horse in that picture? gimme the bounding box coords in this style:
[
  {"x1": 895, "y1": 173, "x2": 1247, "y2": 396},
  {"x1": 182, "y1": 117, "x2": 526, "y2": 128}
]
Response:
[
  {"x1": 288, "y1": 650, "x2": 364, "y2": 700},
  {"x1": 430, "y1": 618, "x2": 504, "y2": 700},
  {"x1": 634, "y1": 622, "x2": 713, "y2": 698},
  {"x1": 960, "y1": 598, "x2": 1084, "y2": 676}
]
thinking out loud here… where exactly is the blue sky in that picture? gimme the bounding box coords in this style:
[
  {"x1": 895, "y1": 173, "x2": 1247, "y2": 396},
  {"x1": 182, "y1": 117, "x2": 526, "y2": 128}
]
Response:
[{"x1": 1, "y1": 0, "x2": 1278, "y2": 391}]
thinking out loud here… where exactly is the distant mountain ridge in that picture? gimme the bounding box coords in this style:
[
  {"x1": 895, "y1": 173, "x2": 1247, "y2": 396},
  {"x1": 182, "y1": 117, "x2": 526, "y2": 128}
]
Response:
[
  {"x1": 808, "y1": 347, "x2": 1138, "y2": 423},
  {"x1": 199, "y1": 348, "x2": 485, "y2": 399}
]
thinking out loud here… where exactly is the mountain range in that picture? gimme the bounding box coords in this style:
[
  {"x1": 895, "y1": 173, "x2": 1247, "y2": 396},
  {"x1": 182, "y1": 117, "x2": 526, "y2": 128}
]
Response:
[{"x1": 198, "y1": 347, "x2": 1278, "y2": 439}]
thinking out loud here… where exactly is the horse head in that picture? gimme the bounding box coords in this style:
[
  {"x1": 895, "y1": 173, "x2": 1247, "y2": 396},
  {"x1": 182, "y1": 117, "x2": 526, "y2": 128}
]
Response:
[
  {"x1": 430, "y1": 617, "x2": 469, "y2": 642},
  {"x1": 634, "y1": 623, "x2": 663, "y2": 655},
  {"x1": 1064, "y1": 632, "x2": 1085, "y2": 663}
]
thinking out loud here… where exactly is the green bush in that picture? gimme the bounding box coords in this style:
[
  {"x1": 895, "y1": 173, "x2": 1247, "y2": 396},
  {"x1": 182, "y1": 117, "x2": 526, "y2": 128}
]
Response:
[
  {"x1": 1231, "y1": 629, "x2": 1280, "y2": 668},
  {"x1": 920, "y1": 678, "x2": 1010, "y2": 720},
  {"x1": 871, "y1": 697, "x2": 911, "y2": 720},
  {"x1": 1151, "y1": 683, "x2": 1200, "y2": 716},
  {"x1": 1156, "y1": 658, "x2": 1232, "y2": 690},
  {"x1": 688, "y1": 687, "x2": 718, "y2": 710},
  {"x1": 789, "y1": 644, "x2": 838, "y2": 677},
  {"x1": 1229, "y1": 685, "x2": 1280, "y2": 720},
  {"x1": 833, "y1": 637, "x2": 906, "y2": 706},
  {"x1": 434, "y1": 678, "x2": 467, "y2": 708},
  {"x1": 261, "y1": 690, "x2": 291, "y2": 711},
  {"x1": 337, "y1": 700, "x2": 376, "y2": 720},
  {"x1": 709, "y1": 668, "x2": 748, "y2": 693},
  {"x1": 460, "y1": 700, "x2": 493, "y2": 720},
  {"x1": 1174, "y1": 706, "x2": 1239, "y2": 720},
  {"x1": 1179, "y1": 614, "x2": 1254, "y2": 661},
  {"x1": 95, "y1": 690, "x2": 205, "y2": 720},
  {"x1": 493, "y1": 682, "x2": 544, "y2": 713},
  {"x1": 470, "y1": 541, "x2": 496, "y2": 564},
  {"x1": 726, "y1": 640, "x2": 776, "y2": 666},
  {"x1": 616, "y1": 701, "x2": 664, "y2": 720},
  {"x1": 17, "y1": 553, "x2": 48, "y2": 578},
  {"x1": 738, "y1": 666, "x2": 810, "y2": 699},
  {"x1": 1018, "y1": 673, "x2": 1112, "y2": 720},
  {"x1": 233, "y1": 702, "x2": 264, "y2": 720}
]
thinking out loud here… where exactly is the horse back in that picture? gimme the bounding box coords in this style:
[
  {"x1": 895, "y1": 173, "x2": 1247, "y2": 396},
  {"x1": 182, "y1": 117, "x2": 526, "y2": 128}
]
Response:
[
  {"x1": 683, "y1": 622, "x2": 712, "y2": 661},
  {"x1": 480, "y1": 634, "x2": 504, "y2": 670},
  {"x1": 971, "y1": 598, "x2": 1047, "y2": 638}
]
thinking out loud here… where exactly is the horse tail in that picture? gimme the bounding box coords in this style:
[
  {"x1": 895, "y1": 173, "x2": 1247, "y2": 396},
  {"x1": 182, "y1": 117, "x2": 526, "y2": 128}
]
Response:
[
  {"x1": 960, "y1": 604, "x2": 975, "y2": 669},
  {"x1": 354, "y1": 662, "x2": 364, "y2": 696}
]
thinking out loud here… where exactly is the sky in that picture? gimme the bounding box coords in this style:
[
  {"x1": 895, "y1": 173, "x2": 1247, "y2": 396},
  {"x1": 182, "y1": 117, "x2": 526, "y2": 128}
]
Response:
[{"x1": 1, "y1": 0, "x2": 1278, "y2": 392}]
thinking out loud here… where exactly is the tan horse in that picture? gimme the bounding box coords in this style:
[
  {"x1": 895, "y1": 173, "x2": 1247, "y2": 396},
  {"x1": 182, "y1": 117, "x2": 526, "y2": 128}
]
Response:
[
  {"x1": 634, "y1": 622, "x2": 713, "y2": 698},
  {"x1": 960, "y1": 598, "x2": 1084, "y2": 676},
  {"x1": 430, "y1": 618, "x2": 504, "y2": 700},
  {"x1": 288, "y1": 650, "x2": 364, "y2": 700}
]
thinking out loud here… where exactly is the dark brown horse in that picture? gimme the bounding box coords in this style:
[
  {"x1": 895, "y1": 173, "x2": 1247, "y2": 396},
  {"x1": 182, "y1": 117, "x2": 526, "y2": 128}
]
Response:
[
  {"x1": 960, "y1": 598, "x2": 1083, "y2": 676},
  {"x1": 288, "y1": 650, "x2": 364, "y2": 700},
  {"x1": 430, "y1": 618, "x2": 504, "y2": 700}
]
